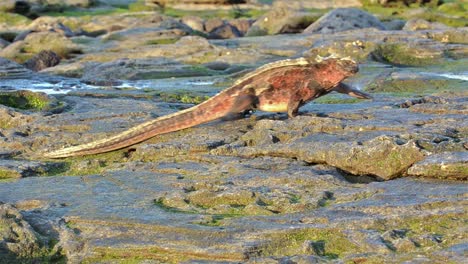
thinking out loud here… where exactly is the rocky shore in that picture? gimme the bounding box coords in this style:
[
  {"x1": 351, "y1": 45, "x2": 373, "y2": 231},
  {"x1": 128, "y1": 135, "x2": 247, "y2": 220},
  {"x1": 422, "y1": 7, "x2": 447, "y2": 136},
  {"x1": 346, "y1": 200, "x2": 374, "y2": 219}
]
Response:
[{"x1": 0, "y1": 0, "x2": 467, "y2": 263}]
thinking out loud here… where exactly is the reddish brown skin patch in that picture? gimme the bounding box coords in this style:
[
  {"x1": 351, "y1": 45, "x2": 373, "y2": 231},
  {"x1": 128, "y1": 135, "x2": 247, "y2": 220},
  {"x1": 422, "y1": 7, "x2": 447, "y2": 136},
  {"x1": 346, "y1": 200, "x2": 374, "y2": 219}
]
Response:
[{"x1": 241, "y1": 59, "x2": 357, "y2": 116}]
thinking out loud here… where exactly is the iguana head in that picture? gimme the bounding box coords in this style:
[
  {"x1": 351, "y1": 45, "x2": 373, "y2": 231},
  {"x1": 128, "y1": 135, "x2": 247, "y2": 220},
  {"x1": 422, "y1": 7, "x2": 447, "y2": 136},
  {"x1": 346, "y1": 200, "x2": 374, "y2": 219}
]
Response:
[{"x1": 313, "y1": 57, "x2": 359, "y2": 88}]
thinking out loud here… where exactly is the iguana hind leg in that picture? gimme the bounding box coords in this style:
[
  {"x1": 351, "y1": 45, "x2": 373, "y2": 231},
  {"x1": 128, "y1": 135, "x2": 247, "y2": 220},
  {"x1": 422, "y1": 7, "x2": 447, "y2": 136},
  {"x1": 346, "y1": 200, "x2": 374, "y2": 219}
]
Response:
[{"x1": 223, "y1": 88, "x2": 258, "y2": 120}]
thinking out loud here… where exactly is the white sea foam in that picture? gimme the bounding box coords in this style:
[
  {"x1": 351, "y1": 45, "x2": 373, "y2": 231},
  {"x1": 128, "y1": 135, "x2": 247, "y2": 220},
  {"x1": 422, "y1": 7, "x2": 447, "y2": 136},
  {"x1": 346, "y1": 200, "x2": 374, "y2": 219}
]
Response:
[{"x1": 421, "y1": 72, "x2": 468, "y2": 81}]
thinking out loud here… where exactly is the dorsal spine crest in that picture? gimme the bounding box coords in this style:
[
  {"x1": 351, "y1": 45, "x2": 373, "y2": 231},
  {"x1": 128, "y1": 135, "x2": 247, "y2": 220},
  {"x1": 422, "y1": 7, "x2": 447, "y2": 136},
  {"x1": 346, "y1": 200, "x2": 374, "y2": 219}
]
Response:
[{"x1": 234, "y1": 57, "x2": 311, "y2": 85}]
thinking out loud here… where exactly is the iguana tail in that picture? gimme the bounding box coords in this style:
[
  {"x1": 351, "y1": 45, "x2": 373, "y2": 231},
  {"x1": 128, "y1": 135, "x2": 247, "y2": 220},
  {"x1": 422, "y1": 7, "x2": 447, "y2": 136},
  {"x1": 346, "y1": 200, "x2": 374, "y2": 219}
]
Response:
[{"x1": 44, "y1": 89, "x2": 245, "y2": 158}]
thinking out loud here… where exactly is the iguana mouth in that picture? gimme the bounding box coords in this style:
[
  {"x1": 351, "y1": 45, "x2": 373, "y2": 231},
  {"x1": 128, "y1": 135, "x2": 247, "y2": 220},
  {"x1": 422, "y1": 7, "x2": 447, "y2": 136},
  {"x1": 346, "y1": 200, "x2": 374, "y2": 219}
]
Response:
[{"x1": 338, "y1": 59, "x2": 359, "y2": 75}]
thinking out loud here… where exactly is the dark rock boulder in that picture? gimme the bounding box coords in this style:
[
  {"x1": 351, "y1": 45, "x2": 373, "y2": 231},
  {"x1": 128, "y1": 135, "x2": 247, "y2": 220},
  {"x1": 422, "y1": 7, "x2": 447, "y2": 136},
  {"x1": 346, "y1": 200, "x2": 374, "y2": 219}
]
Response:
[
  {"x1": 158, "y1": 18, "x2": 194, "y2": 34},
  {"x1": 228, "y1": 18, "x2": 253, "y2": 35},
  {"x1": 12, "y1": 30, "x2": 32, "y2": 42},
  {"x1": 0, "y1": 0, "x2": 30, "y2": 15},
  {"x1": 0, "y1": 37, "x2": 10, "y2": 48},
  {"x1": 23, "y1": 50, "x2": 61, "y2": 71},
  {"x1": 208, "y1": 24, "x2": 242, "y2": 39},
  {"x1": 204, "y1": 18, "x2": 225, "y2": 33},
  {"x1": 303, "y1": 8, "x2": 386, "y2": 34},
  {"x1": 383, "y1": 19, "x2": 406, "y2": 30}
]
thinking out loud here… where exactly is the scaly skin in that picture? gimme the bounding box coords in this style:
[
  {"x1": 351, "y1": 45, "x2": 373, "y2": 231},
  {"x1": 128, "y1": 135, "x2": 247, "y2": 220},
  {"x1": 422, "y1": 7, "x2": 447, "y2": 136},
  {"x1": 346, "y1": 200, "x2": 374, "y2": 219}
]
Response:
[{"x1": 44, "y1": 57, "x2": 370, "y2": 158}]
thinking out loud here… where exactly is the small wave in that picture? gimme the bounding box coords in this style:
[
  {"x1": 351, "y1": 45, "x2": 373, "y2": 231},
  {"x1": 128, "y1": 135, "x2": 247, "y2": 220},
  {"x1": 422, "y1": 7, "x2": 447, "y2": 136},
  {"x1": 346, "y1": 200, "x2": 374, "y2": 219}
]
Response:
[{"x1": 421, "y1": 72, "x2": 468, "y2": 81}]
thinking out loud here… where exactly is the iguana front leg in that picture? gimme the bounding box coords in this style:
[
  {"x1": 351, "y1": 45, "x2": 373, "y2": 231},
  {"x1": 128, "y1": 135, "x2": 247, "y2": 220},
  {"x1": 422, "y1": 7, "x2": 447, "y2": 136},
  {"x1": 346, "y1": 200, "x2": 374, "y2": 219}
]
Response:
[{"x1": 287, "y1": 99, "x2": 302, "y2": 118}]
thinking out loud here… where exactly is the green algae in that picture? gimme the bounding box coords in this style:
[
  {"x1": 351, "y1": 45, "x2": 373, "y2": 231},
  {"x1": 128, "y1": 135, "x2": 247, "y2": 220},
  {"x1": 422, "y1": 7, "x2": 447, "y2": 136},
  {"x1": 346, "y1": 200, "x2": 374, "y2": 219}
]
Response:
[
  {"x1": 0, "y1": 248, "x2": 65, "y2": 264},
  {"x1": 187, "y1": 190, "x2": 256, "y2": 209},
  {"x1": 0, "y1": 168, "x2": 21, "y2": 179},
  {"x1": 43, "y1": 150, "x2": 127, "y2": 176},
  {"x1": 362, "y1": 2, "x2": 468, "y2": 27},
  {"x1": 40, "y1": 7, "x2": 128, "y2": 17},
  {"x1": 370, "y1": 212, "x2": 467, "y2": 249},
  {"x1": 373, "y1": 43, "x2": 444, "y2": 67},
  {"x1": 154, "y1": 197, "x2": 198, "y2": 214},
  {"x1": 258, "y1": 228, "x2": 361, "y2": 258},
  {"x1": 410, "y1": 163, "x2": 468, "y2": 180},
  {"x1": 0, "y1": 12, "x2": 31, "y2": 26},
  {"x1": 0, "y1": 216, "x2": 65, "y2": 263},
  {"x1": 85, "y1": 245, "x2": 245, "y2": 264},
  {"x1": 437, "y1": 2, "x2": 467, "y2": 15},
  {"x1": 417, "y1": 12, "x2": 468, "y2": 27},
  {"x1": 429, "y1": 30, "x2": 468, "y2": 44},
  {"x1": 163, "y1": 7, "x2": 265, "y2": 19},
  {"x1": 153, "y1": 90, "x2": 210, "y2": 104},
  {"x1": 313, "y1": 96, "x2": 363, "y2": 104},
  {"x1": 42, "y1": 163, "x2": 70, "y2": 177},
  {"x1": 0, "y1": 90, "x2": 51, "y2": 111},
  {"x1": 365, "y1": 78, "x2": 466, "y2": 94},
  {"x1": 255, "y1": 212, "x2": 466, "y2": 260},
  {"x1": 145, "y1": 38, "x2": 179, "y2": 45},
  {"x1": 133, "y1": 66, "x2": 214, "y2": 80},
  {"x1": 128, "y1": 0, "x2": 157, "y2": 12},
  {"x1": 22, "y1": 32, "x2": 81, "y2": 59},
  {"x1": 0, "y1": 117, "x2": 15, "y2": 129}
]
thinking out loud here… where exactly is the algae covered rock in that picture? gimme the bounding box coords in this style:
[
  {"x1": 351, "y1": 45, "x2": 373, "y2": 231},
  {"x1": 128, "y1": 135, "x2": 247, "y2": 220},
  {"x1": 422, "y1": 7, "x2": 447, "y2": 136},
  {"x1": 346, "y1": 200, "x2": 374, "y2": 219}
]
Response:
[
  {"x1": 246, "y1": 0, "x2": 317, "y2": 36},
  {"x1": 21, "y1": 31, "x2": 80, "y2": 58},
  {"x1": 408, "y1": 152, "x2": 468, "y2": 180},
  {"x1": 0, "y1": 0, "x2": 30, "y2": 14},
  {"x1": 0, "y1": 11, "x2": 31, "y2": 31},
  {"x1": 296, "y1": 135, "x2": 425, "y2": 180},
  {"x1": 28, "y1": 16, "x2": 75, "y2": 37},
  {"x1": 403, "y1": 18, "x2": 450, "y2": 31},
  {"x1": 372, "y1": 42, "x2": 445, "y2": 66},
  {"x1": 0, "y1": 31, "x2": 81, "y2": 63},
  {"x1": 215, "y1": 118, "x2": 426, "y2": 180},
  {"x1": 428, "y1": 28, "x2": 468, "y2": 44},
  {"x1": 0, "y1": 90, "x2": 52, "y2": 110},
  {"x1": 32, "y1": 0, "x2": 95, "y2": 10},
  {"x1": 305, "y1": 38, "x2": 377, "y2": 62},
  {"x1": 365, "y1": 70, "x2": 466, "y2": 94},
  {"x1": 0, "y1": 203, "x2": 61, "y2": 262},
  {"x1": 0, "y1": 160, "x2": 67, "y2": 179},
  {"x1": 80, "y1": 57, "x2": 215, "y2": 82}
]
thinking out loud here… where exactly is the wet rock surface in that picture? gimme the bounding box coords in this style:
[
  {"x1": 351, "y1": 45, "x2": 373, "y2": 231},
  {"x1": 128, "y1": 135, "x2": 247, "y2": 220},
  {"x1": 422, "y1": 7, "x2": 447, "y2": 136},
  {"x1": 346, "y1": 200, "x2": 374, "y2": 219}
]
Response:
[{"x1": 0, "y1": 0, "x2": 467, "y2": 262}]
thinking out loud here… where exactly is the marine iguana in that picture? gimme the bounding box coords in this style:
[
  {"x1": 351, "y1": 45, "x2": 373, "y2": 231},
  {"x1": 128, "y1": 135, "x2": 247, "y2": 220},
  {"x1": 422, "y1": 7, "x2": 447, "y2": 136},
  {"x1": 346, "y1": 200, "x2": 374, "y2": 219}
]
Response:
[{"x1": 45, "y1": 57, "x2": 371, "y2": 158}]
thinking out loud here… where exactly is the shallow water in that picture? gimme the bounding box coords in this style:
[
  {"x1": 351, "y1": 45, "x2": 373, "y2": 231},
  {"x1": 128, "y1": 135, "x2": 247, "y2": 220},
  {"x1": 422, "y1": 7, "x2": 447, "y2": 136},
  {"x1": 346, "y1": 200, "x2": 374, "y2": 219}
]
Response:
[{"x1": 0, "y1": 60, "x2": 466, "y2": 97}]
